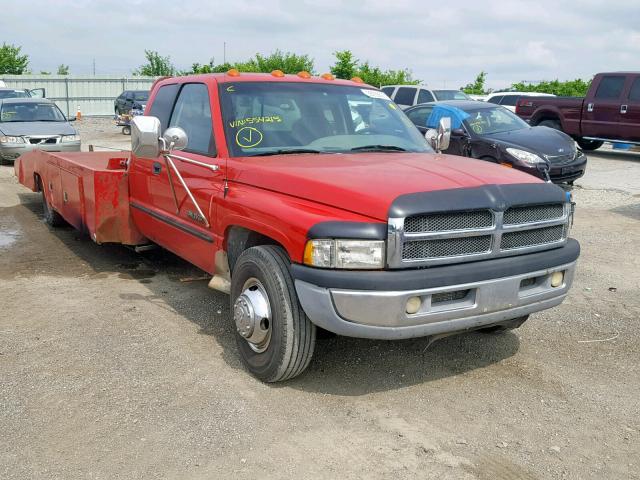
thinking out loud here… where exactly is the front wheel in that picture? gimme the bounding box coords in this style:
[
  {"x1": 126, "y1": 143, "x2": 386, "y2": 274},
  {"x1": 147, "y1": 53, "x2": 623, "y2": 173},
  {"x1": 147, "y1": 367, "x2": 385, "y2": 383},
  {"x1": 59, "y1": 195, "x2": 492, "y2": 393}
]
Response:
[
  {"x1": 577, "y1": 138, "x2": 604, "y2": 151},
  {"x1": 231, "y1": 245, "x2": 316, "y2": 382}
]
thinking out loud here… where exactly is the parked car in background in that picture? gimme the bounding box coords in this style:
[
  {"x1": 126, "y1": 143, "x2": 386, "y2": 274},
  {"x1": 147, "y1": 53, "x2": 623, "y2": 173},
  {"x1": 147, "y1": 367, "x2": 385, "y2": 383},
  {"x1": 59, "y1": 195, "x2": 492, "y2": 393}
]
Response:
[
  {"x1": 114, "y1": 90, "x2": 149, "y2": 115},
  {"x1": 0, "y1": 98, "x2": 80, "y2": 164},
  {"x1": 486, "y1": 92, "x2": 555, "y2": 112},
  {"x1": 468, "y1": 94, "x2": 488, "y2": 101},
  {"x1": 0, "y1": 87, "x2": 46, "y2": 99},
  {"x1": 381, "y1": 85, "x2": 470, "y2": 109},
  {"x1": 515, "y1": 72, "x2": 640, "y2": 150},
  {"x1": 405, "y1": 100, "x2": 587, "y2": 184}
]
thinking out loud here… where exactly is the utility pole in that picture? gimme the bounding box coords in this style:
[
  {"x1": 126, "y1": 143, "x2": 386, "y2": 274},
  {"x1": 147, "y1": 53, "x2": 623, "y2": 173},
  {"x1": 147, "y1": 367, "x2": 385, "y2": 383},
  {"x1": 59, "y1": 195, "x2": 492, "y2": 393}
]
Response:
[
  {"x1": 92, "y1": 58, "x2": 96, "y2": 75},
  {"x1": 223, "y1": 42, "x2": 226, "y2": 64}
]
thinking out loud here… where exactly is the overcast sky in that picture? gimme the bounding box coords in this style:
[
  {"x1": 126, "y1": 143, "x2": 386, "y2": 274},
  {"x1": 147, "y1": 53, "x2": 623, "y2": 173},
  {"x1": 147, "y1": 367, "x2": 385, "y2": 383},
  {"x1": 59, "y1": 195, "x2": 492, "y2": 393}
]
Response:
[{"x1": 3, "y1": 0, "x2": 639, "y2": 89}]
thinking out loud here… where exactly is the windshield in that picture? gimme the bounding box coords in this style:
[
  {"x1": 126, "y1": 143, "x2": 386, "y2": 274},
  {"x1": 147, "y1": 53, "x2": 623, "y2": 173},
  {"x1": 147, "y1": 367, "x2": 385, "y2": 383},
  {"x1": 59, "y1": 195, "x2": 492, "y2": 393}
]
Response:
[
  {"x1": 0, "y1": 102, "x2": 67, "y2": 122},
  {"x1": 133, "y1": 91, "x2": 149, "y2": 101},
  {"x1": 0, "y1": 90, "x2": 30, "y2": 99},
  {"x1": 433, "y1": 90, "x2": 470, "y2": 101},
  {"x1": 219, "y1": 82, "x2": 431, "y2": 157},
  {"x1": 463, "y1": 106, "x2": 529, "y2": 135}
]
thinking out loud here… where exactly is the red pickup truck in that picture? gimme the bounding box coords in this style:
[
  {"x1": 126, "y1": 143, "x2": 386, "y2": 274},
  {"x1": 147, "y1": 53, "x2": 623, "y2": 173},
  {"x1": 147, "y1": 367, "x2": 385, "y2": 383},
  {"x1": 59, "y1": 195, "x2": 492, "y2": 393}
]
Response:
[
  {"x1": 515, "y1": 72, "x2": 640, "y2": 150},
  {"x1": 14, "y1": 71, "x2": 580, "y2": 382}
]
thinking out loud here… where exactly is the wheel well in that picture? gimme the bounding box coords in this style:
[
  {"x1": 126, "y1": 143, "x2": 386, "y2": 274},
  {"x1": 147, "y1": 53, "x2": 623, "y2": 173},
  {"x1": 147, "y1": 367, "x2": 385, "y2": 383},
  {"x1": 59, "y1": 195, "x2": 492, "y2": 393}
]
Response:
[
  {"x1": 225, "y1": 226, "x2": 284, "y2": 272},
  {"x1": 532, "y1": 114, "x2": 560, "y2": 127}
]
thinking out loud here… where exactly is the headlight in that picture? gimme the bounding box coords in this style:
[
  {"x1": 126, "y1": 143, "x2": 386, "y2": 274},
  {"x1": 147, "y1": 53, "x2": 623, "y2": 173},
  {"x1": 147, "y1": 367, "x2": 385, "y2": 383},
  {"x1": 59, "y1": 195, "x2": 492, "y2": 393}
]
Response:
[
  {"x1": 0, "y1": 136, "x2": 25, "y2": 144},
  {"x1": 506, "y1": 147, "x2": 545, "y2": 164},
  {"x1": 61, "y1": 134, "x2": 80, "y2": 143},
  {"x1": 303, "y1": 239, "x2": 385, "y2": 269}
]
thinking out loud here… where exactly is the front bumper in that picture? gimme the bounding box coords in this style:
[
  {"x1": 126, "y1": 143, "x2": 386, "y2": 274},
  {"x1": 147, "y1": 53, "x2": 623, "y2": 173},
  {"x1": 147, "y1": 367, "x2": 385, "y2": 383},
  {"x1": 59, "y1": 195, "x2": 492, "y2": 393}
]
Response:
[
  {"x1": 0, "y1": 141, "x2": 81, "y2": 160},
  {"x1": 293, "y1": 240, "x2": 579, "y2": 340},
  {"x1": 549, "y1": 154, "x2": 587, "y2": 183}
]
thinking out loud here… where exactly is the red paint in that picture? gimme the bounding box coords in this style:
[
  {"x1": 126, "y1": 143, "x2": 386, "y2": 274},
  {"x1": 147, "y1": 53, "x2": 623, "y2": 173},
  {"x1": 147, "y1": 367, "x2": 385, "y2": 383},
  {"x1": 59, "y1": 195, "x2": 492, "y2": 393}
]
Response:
[{"x1": 16, "y1": 73, "x2": 543, "y2": 274}]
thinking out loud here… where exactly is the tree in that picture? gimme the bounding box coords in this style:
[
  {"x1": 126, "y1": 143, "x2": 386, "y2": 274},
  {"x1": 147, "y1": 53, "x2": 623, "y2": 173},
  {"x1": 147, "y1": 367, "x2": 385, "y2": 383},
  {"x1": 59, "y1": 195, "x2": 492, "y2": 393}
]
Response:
[
  {"x1": 39, "y1": 71, "x2": 51, "y2": 75},
  {"x1": 510, "y1": 78, "x2": 591, "y2": 97},
  {"x1": 329, "y1": 50, "x2": 419, "y2": 86},
  {"x1": 136, "y1": 50, "x2": 175, "y2": 76},
  {"x1": 330, "y1": 50, "x2": 358, "y2": 79},
  {"x1": 0, "y1": 43, "x2": 29, "y2": 74},
  {"x1": 57, "y1": 64, "x2": 70, "y2": 75},
  {"x1": 462, "y1": 71, "x2": 487, "y2": 95},
  {"x1": 238, "y1": 50, "x2": 314, "y2": 74}
]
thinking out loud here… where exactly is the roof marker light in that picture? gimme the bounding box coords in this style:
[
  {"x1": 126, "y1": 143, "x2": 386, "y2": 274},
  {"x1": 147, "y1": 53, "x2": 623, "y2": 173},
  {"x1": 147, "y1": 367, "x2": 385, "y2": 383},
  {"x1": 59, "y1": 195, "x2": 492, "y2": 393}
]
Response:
[
  {"x1": 271, "y1": 70, "x2": 285, "y2": 77},
  {"x1": 321, "y1": 73, "x2": 335, "y2": 81},
  {"x1": 351, "y1": 76, "x2": 364, "y2": 83},
  {"x1": 227, "y1": 68, "x2": 240, "y2": 77},
  {"x1": 297, "y1": 71, "x2": 311, "y2": 79}
]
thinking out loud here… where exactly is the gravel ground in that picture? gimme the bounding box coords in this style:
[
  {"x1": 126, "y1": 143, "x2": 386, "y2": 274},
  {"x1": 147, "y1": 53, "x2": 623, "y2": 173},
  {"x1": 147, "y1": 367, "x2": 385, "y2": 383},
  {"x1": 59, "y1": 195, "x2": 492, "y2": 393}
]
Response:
[{"x1": 0, "y1": 134, "x2": 639, "y2": 479}]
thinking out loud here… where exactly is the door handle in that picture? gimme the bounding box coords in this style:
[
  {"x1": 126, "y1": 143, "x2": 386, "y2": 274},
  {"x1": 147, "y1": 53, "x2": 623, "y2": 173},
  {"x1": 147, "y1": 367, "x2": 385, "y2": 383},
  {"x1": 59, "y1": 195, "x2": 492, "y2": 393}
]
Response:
[
  {"x1": 152, "y1": 162, "x2": 162, "y2": 175},
  {"x1": 587, "y1": 103, "x2": 594, "y2": 112},
  {"x1": 621, "y1": 104, "x2": 628, "y2": 114}
]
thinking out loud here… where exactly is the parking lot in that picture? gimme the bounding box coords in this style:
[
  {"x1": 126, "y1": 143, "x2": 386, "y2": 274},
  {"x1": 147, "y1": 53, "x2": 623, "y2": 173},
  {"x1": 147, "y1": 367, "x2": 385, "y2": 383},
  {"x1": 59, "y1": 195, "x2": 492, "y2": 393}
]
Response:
[{"x1": 1, "y1": 121, "x2": 639, "y2": 479}]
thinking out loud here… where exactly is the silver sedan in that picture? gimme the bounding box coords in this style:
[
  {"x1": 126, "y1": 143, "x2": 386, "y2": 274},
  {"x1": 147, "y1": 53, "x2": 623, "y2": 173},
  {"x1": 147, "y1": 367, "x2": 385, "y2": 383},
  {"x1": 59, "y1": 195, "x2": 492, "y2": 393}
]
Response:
[{"x1": 0, "y1": 98, "x2": 80, "y2": 163}]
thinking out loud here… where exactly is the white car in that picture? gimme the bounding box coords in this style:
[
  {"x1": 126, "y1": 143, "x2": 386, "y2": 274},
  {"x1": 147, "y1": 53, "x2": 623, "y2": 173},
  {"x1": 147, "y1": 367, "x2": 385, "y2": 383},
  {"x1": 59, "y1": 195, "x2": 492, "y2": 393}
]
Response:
[
  {"x1": 485, "y1": 92, "x2": 555, "y2": 112},
  {"x1": 381, "y1": 85, "x2": 470, "y2": 109}
]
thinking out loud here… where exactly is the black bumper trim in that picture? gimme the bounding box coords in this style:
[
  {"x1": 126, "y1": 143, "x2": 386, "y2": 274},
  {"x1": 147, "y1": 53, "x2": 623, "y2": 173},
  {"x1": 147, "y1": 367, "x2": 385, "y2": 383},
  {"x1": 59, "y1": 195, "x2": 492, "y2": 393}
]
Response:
[
  {"x1": 307, "y1": 221, "x2": 387, "y2": 240},
  {"x1": 291, "y1": 238, "x2": 580, "y2": 291}
]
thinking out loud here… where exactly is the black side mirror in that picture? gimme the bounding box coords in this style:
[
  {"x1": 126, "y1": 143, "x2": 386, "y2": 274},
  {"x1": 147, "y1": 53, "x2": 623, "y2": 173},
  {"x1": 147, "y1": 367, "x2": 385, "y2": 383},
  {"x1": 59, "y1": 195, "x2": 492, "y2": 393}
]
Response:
[{"x1": 451, "y1": 128, "x2": 467, "y2": 137}]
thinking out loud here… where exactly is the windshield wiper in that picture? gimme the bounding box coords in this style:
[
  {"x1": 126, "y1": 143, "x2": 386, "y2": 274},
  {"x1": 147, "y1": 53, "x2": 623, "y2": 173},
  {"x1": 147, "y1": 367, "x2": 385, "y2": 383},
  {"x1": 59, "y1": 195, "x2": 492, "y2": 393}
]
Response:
[
  {"x1": 248, "y1": 148, "x2": 324, "y2": 157},
  {"x1": 350, "y1": 145, "x2": 407, "y2": 152}
]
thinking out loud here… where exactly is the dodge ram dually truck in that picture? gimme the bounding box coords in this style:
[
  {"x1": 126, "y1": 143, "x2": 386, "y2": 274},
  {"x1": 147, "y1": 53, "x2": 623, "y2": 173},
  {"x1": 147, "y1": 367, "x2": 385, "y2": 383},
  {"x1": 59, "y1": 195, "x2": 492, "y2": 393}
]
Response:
[
  {"x1": 515, "y1": 71, "x2": 640, "y2": 151},
  {"x1": 15, "y1": 71, "x2": 580, "y2": 382}
]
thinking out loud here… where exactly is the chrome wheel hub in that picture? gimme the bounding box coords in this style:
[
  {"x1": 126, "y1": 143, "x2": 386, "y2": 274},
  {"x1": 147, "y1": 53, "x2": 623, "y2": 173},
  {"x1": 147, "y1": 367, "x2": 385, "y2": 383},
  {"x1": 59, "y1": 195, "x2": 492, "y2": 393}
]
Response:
[{"x1": 233, "y1": 278, "x2": 272, "y2": 353}]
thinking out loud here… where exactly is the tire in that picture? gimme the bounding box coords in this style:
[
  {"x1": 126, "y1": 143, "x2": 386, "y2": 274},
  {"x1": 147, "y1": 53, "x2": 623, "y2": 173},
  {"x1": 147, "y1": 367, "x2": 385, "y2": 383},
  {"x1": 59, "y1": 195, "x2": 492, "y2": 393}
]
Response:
[
  {"x1": 577, "y1": 138, "x2": 604, "y2": 151},
  {"x1": 40, "y1": 180, "x2": 65, "y2": 227},
  {"x1": 478, "y1": 315, "x2": 529, "y2": 334},
  {"x1": 122, "y1": 125, "x2": 131, "y2": 135},
  {"x1": 538, "y1": 119, "x2": 561, "y2": 131},
  {"x1": 231, "y1": 245, "x2": 316, "y2": 382}
]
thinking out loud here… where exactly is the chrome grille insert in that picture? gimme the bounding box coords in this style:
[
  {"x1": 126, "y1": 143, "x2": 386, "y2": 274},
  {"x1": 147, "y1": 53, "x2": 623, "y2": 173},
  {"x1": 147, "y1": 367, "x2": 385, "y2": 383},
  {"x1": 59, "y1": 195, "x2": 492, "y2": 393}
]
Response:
[
  {"x1": 388, "y1": 203, "x2": 569, "y2": 267},
  {"x1": 403, "y1": 236, "x2": 492, "y2": 259},
  {"x1": 504, "y1": 204, "x2": 564, "y2": 225},
  {"x1": 501, "y1": 225, "x2": 565, "y2": 250},
  {"x1": 404, "y1": 210, "x2": 493, "y2": 233}
]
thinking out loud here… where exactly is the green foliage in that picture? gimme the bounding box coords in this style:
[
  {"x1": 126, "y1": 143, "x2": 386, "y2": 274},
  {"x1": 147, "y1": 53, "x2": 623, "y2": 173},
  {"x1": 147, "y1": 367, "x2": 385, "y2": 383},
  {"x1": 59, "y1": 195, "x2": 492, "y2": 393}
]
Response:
[
  {"x1": 462, "y1": 71, "x2": 487, "y2": 95},
  {"x1": 0, "y1": 43, "x2": 29, "y2": 74},
  {"x1": 39, "y1": 71, "x2": 51, "y2": 75},
  {"x1": 57, "y1": 64, "x2": 70, "y2": 75},
  {"x1": 329, "y1": 50, "x2": 419, "y2": 87},
  {"x1": 510, "y1": 78, "x2": 592, "y2": 97},
  {"x1": 330, "y1": 50, "x2": 358, "y2": 80},
  {"x1": 136, "y1": 50, "x2": 175, "y2": 76},
  {"x1": 183, "y1": 50, "x2": 314, "y2": 75}
]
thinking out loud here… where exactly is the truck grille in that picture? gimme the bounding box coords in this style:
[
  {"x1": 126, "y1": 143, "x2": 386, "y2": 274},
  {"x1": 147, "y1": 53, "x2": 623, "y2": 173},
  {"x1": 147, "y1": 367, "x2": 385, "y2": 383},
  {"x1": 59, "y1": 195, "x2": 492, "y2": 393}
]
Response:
[{"x1": 389, "y1": 203, "x2": 569, "y2": 267}]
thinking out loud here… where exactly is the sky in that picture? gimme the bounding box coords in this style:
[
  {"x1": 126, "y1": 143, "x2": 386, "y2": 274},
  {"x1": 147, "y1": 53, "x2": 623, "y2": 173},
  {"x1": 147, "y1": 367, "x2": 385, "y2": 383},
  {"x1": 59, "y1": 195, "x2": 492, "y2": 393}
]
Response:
[{"x1": 2, "y1": 0, "x2": 639, "y2": 90}]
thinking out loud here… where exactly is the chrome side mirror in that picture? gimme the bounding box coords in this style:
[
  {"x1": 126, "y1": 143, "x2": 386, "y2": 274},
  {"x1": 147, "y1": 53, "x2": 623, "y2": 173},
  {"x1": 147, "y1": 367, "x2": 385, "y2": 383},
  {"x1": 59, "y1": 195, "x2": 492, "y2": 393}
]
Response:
[
  {"x1": 131, "y1": 116, "x2": 162, "y2": 158},
  {"x1": 425, "y1": 117, "x2": 452, "y2": 153},
  {"x1": 162, "y1": 127, "x2": 188, "y2": 152}
]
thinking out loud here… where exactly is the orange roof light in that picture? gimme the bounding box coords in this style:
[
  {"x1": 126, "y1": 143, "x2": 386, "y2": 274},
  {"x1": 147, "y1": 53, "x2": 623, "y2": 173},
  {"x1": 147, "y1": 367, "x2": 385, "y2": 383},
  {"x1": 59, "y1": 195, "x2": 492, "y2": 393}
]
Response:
[
  {"x1": 297, "y1": 71, "x2": 311, "y2": 79},
  {"x1": 320, "y1": 73, "x2": 335, "y2": 81},
  {"x1": 271, "y1": 69, "x2": 285, "y2": 78},
  {"x1": 226, "y1": 68, "x2": 240, "y2": 77},
  {"x1": 351, "y1": 76, "x2": 364, "y2": 83}
]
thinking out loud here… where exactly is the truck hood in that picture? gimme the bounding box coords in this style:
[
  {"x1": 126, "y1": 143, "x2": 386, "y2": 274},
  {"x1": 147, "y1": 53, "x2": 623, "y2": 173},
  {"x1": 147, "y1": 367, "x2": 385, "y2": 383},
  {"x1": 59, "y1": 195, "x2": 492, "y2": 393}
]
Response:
[
  {"x1": 0, "y1": 121, "x2": 76, "y2": 136},
  {"x1": 487, "y1": 126, "x2": 576, "y2": 158},
  {"x1": 227, "y1": 152, "x2": 541, "y2": 221}
]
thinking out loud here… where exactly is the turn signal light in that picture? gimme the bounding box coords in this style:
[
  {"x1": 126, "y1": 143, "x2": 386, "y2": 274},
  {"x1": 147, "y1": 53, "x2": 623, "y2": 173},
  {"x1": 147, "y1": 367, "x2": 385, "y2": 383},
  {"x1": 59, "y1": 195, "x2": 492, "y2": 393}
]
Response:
[
  {"x1": 226, "y1": 68, "x2": 240, "y2": 77},
  {"x1": 271, "y1": 69, "x2": 285, "y2": 77},
  {"x1": 297, "y1": 71, "x2": 311, "y2": 79},
  {"x1": 351, "y1": 76, "x2": 364, "y2": 83},
  {"x1": 500, "y1": 162, "x2": 513, "y2": 168},
  {"x1": 550, "y1": 271, "x2": 564, "y2": 288},
  {"x1": 321, "y1": 73, "x2": 335, "y2": 80}
]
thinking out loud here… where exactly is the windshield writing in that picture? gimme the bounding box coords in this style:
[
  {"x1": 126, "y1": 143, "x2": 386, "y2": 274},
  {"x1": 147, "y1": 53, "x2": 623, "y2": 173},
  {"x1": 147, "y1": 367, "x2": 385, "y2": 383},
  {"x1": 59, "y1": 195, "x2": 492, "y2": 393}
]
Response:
[{"x1": 464, "y1": 107, "x2": 529, "y2": 135}]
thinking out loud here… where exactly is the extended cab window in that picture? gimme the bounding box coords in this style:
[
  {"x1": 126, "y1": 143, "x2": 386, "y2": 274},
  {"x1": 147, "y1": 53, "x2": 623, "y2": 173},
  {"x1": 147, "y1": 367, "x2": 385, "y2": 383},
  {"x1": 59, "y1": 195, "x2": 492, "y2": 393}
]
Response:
[
  {"x1": 595, "y1": 76, "x2": 625, "y2": 99},
  {"x1": 417, "y1": 89, "x2": 434, "y2": 104},
  {"x1": 487, "y1": 95, "x2": 503, "y2": 104},
  {"x1": 149, "y1": 83, "x2": 180, "y2": 131},
  {"x1": 628, "y1": 78, "x2": 640, "y2": 101},
  {"x1": 169, "y1": 83, "x2": 215, "y2": 156},
  {"x1": 219, "y1": 82, "x2": 431, "y2": 157},
  {"x1": 500, "y1": 95, "x2": 520, "y2": 106},
  {"x1": 394, "y1": 87, "x2": 417, "y2": 105}
]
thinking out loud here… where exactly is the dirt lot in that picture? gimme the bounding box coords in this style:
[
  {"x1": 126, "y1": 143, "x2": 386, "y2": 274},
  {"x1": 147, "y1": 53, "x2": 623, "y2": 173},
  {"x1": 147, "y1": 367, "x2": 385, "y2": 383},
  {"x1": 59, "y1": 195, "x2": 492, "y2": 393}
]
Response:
[{"x1": 1, "y1": 122, "x2": 639, "y2": 479}]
